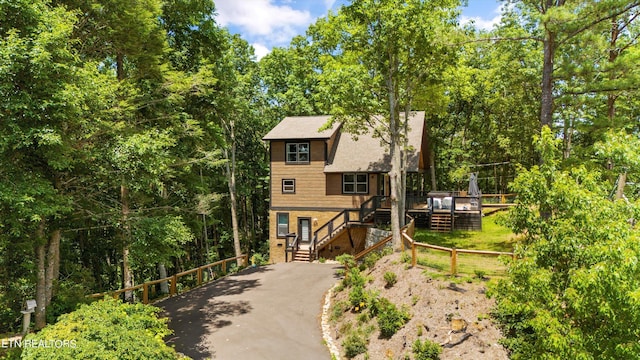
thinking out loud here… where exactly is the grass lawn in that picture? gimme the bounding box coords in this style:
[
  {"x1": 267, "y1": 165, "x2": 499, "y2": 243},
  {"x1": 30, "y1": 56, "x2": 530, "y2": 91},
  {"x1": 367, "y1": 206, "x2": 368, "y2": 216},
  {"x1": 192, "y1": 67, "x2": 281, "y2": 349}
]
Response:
[{"x1": 409, "y1": 214, "x2": 517, "y2": 277}]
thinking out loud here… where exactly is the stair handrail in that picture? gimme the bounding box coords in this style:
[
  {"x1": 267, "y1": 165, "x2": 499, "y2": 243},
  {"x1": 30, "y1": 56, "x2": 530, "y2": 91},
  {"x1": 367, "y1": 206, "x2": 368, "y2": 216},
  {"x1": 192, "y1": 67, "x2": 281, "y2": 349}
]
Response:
[
  {"x1": 312, "y1": 209, "x2": 354, "y2": 260},
  {"x1": 285, "y1": 233, "x2": 299, "y2": 262},
  {"x1": 359, "y1": 195, "x2": 385, "y2": 221}
]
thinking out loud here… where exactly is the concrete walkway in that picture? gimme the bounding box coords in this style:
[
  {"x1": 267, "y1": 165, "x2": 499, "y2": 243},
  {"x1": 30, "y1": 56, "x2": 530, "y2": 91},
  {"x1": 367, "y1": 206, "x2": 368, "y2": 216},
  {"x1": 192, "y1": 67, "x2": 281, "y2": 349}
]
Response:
[{"x1": 159, "y1": 262, "x2": 341, "y2": 360}]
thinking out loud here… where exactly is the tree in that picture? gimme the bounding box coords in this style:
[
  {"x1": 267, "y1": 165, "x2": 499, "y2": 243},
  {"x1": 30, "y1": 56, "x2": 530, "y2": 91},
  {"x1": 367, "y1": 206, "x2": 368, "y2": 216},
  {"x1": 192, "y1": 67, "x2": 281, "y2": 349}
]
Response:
[
  {"x1": 492, "y1": 127, "x2": 640, "y2": 359},
  {"x1": 21, "y1": 298, "x2": 179, "y2": 360},
  {"x1": 311, "y1": 0, "x2": 460, "y2": 248},
  {"x1": 0, "y1": 0, "x2": 121, "y2": 329},
  {"x1": 510, "y1": 0, "x2": 640, "y2": 129}
]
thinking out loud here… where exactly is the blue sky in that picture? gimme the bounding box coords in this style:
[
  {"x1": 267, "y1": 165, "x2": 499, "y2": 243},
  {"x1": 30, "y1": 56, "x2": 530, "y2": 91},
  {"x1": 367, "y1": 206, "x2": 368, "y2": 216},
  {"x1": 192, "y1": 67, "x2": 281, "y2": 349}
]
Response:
[{"x1": 215, "y1": 0, "x2": 503, "y2": 60}]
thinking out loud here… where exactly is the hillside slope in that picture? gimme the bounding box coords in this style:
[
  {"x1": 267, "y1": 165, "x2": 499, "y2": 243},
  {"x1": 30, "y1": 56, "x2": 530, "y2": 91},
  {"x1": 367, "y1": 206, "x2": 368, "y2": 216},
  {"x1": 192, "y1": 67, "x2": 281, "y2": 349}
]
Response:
[{"x1": 326, "y1": 252, "x2": 509, "y2": 359}]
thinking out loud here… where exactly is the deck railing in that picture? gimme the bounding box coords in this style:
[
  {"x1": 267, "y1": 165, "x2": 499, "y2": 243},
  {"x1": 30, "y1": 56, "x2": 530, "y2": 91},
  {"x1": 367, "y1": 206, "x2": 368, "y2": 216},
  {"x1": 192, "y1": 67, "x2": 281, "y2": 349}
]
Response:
[{"x1": 88, "y1": 254, "x2": 248, "y2": 304}]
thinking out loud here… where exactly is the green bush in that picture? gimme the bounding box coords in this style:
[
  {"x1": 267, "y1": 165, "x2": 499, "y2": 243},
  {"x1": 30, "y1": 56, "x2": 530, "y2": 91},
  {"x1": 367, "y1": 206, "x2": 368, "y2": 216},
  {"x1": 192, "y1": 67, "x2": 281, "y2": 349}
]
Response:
[
  {"x1": 383, "y1": 271, "x2": 397, "y2": 287},
  {"x1": 344, "y1": 267, "x2": 366, "y2": 288},
  {"x1": 374, "y1": 297, "x2": 410, "y2": 338},
  {"x1": 362, "y1": 252, "x2": 381, "y2": 270},
  {"x1": 349, "y1": 284, "x2": 365, "y2": 309},
  {"x1": 20, "y1": 298, "x2": 180, "y2": 360},
  {"x1": 343, "y1": 331, "x2": 367, "y2": 359},
  {"x1": 413, "y1": 339, "x2": 442, "y2": 360},
  {"x1": 336, "y1": 254, "x2": 356, "y2": 269},
  {"x1": 251, "y1": 253, "x2": 268, "y2": 266}
]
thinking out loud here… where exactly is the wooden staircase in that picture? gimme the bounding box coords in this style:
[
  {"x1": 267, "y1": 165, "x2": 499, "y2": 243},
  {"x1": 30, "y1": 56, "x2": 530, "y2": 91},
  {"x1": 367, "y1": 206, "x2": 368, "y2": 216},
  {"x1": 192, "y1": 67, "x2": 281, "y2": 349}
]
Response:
[
  {"x1": 430, "y1": 213, "x2": 452, "y2": 232},
  {"x1": 292, "y1": 250, "x2": 312, "y2": 262}
]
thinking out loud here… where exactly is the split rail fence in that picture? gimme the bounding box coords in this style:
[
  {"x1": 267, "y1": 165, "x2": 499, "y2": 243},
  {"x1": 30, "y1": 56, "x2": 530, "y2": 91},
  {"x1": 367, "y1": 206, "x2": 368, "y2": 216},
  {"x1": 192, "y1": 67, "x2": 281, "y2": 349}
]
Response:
[
  {"x1": 88, "y1": 254, "x2": 248, "y2": 304},
  {"x1": 354, "y1": 219, "x2": 514, "y2": 275}
]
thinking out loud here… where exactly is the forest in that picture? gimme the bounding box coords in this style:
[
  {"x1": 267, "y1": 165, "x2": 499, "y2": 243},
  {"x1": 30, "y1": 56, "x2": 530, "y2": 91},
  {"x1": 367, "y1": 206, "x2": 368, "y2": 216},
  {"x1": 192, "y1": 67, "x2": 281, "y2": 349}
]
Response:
[{"x1": 1, "y1": 0, "x2": 639, "y2": 357}]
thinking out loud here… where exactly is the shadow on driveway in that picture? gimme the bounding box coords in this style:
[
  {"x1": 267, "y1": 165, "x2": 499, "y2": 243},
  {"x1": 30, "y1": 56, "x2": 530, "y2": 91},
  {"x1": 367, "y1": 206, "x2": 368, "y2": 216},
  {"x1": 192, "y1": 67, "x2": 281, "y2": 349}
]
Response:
[{"x1": 159, "y1": 263, "x2": 340, "y2": 360}]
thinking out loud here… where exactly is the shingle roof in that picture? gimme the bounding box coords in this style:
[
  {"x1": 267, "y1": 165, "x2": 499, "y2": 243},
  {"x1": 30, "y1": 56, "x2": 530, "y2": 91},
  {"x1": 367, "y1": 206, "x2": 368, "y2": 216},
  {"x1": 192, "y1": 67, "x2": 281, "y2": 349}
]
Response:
[
  {"x1": 262, "y1": 115, "x2": 341, "y2": 140},
  {"x1": 324, "y1": 111, "x2": 425, "y2": 173}
]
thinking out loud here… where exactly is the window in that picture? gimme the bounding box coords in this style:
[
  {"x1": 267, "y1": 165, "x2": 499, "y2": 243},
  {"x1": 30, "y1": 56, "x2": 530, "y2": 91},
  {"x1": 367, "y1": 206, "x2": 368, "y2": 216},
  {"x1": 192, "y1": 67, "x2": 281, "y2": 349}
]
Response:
[
  {"x1": 286, "y1": 142, "x2": 310, "y2": 163},
  {"x1": 282, "y1": 179, "x2": 295, "y2": 193},
  {"x1": 277, "y1": 213, "x2": 289, "y2": 237},
  {"x1": 343, "y1": 173, "x2": 368, "y2": 194}
]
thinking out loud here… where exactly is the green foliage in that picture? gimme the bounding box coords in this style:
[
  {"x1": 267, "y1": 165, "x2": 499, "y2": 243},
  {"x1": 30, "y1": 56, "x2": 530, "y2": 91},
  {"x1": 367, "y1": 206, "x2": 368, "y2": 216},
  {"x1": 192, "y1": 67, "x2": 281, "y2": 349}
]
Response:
[
  {"x1": 372, "y1": 297, "x2": 411, "y2": 338},
  {"x1": 336, "y1": 254, "x2": 357, "y2": 269},
  {"x1": 21, "y1": 298, "x2": 179, "y2": 359},
  {"x1": 251, "y1": 253, "x2": 268, "y2": 266},
  {"x1": 400, "y1": 252, "x2": 412, "y2": 264},
  {"x1": 331, "y1": 300, "x2": 349, "y2": 322},
  {"x1": 492, "y1": 128, "x2": 640, "y2": 359},
  {"x1": 343, "y1": 331, "x2": 368, "y2": 359},
  {"x1": 362, "y1": 252, "x2": 381, "y2": 270},
  {"x1": 383, "y1": 271, "x2": 397, "y2": 288},
  {"x1": 412, "y1": 339, "x2": 442, "y2": 360}
]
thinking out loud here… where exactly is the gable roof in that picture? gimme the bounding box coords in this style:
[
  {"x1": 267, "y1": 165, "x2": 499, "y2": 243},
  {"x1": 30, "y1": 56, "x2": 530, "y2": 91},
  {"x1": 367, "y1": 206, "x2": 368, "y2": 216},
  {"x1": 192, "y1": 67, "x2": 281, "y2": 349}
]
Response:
[
  {"x1": 324, "y1": 111, "x2": 426, "y2": 173},
  {"x1": 262, "y1": 115, "x2": 341, "y2": 140},
  {"x1": 263, "y1": 111, "x2": 427, "y2": 173}
]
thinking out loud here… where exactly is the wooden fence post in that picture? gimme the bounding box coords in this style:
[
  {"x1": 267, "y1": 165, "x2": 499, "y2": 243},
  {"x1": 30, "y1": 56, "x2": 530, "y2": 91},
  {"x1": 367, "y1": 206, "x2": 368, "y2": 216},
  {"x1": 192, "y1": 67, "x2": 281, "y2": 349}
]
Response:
[
  {"x1": 143, "y1": 283, "x2": 149, "y2": 304},
  {"x1": 197, "y1": 268, "x2": 203, "y2": 286},
  {"x1": 170, "y1": 274, "x2": 177, "y2": 296},
  {"x1": 222, "y1": 260, "x2": 227, "y2": 274},
  {"x1": 451, "y1": 249, "x2": 458, "y2": 275},
  {"x1": 411, "y1": 243, "x2": 417, "y2": 268}
]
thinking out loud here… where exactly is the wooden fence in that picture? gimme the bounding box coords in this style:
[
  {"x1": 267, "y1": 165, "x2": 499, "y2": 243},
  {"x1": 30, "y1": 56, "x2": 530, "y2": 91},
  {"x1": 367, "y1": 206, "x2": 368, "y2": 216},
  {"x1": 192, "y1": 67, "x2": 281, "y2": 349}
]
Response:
[
  {"x1": 401, "y1": 233, "x2": 514, "y2": 275},
  {"x1": 88, "y1": 254, "x2": 248, "y2": 304}
]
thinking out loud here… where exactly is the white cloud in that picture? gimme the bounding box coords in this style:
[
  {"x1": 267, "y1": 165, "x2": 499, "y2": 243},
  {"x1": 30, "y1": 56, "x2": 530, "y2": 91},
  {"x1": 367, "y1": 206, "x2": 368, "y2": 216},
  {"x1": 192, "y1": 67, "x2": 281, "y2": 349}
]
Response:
[
  {"x1": 460, "y1": 5, "x2": 502, "y2": 31},
  {"x1": 215, "y1": 0, "x2": 312, "y2": 40},
  {"x1": 252, "y1": 43, "x2": 271, "y2": 60}
]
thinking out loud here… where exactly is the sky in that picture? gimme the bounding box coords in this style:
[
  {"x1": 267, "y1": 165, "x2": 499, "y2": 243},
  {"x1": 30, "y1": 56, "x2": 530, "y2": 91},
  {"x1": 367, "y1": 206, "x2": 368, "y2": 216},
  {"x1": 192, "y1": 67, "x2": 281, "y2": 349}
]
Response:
[{"x1": 215, "y1": 0, "x2": 504, "y2": 60}]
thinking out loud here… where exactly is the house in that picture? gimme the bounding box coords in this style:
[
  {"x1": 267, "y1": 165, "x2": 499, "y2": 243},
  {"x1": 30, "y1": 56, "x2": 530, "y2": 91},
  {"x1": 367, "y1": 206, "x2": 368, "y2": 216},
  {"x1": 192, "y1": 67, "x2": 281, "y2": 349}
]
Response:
[{"x1": 263, "y1": 112, "x2": 433, "y2": 263}]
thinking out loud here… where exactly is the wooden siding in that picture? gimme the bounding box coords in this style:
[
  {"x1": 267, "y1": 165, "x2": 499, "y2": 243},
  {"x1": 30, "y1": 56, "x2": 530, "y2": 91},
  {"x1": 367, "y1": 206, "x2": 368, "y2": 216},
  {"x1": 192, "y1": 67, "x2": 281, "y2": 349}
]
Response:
[
  {"x1": 268, "y1": 209, "x2": 341, "y2": 263},
  {"x1": 317, "y1": 227, "x2": 368, "y2": 260},
  {"x1": 270, "y1": 140, "x2": 379, "y2": 209}
]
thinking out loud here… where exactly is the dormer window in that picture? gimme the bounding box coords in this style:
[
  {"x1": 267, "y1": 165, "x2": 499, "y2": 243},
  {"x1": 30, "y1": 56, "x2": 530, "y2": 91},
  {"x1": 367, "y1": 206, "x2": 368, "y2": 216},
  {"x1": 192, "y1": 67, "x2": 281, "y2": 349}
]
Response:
[{"x1": 286, "y1": 142, "x2": 310, "y2": 164}]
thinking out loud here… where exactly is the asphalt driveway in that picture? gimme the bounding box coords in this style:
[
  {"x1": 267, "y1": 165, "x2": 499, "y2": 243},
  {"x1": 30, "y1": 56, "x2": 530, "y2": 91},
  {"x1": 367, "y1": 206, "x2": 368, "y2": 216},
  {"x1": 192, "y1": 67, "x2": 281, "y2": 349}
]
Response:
[{"x1": 159, "y1": 262, "x2": 341, "y2": 360}]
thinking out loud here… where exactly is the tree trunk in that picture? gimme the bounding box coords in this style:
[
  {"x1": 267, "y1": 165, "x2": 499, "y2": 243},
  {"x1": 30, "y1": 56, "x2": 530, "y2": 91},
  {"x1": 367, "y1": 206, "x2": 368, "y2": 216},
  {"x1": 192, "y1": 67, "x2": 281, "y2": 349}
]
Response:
[
  {"x1": 540, "y1": 28, "x2": 556, "y2": 129},
  {"x1": 121, "y1": 184, "x2": 134, "y2": 302},
  {"x1": 387, "y1": 73, "x2": 402, "y2": 250},
  {"x1": 615, "y1": 172, "x2": 627, "y2": 200},
  {"x1": 45, "y1": 229, "x2": 61, "y2": 306},
  {"x1": 158, "y1": 263, "x2": 169, "y2": 294},
  {"x1": 224, "y1": 120, "x2": 243, "y2": 266},
  {"x1": 35, "y1": 221, "x2": 47, "y2": 330}
]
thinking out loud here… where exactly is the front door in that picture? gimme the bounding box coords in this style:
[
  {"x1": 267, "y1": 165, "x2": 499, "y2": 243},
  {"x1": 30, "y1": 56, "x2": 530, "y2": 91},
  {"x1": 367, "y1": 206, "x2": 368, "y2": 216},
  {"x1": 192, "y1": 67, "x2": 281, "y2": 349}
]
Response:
[{"x1": 298, "y1": 218, "x2": 311, "y2": 244}]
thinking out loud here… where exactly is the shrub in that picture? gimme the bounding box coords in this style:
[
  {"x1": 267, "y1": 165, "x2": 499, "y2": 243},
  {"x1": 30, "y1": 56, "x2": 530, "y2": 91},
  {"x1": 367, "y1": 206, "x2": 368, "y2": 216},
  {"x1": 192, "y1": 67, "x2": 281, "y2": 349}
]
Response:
[
  {"x1": 336, "y1": 254, "x2": 356, "y2": 269},
  {"x1": 343, "y1": 331, "x2": 367, "y2": 359},
  {"x1": 474, "y1": 269, "x2": 486, "y2": 280},
  {"x1": 400, "y1": 252, "x2": 412, "y2": 264},
  {"x1": 383, "y1": 271, "x2": 397, "y2": 288},
  {"x1": 20, "y1": 298, "x2": 179, "y2": 360},
  {"x1": 362, "y1": 252, "x2": 381, "y2": 270},
  {"x1": 413, "y1": 339, "x2": 442, "y2": 360},
  {"x1": 251, "y1": 253, "x2": 268, "y2": 266},
  {"x1": 349, "y1": 284, "x2": 366, "y2": 309},
  {"x1": 331, "y1": 300, "x2": 349, "y2": 322},
  {"x1": 344, "y1": 267, "x2": 366, "y2": 288},
  {"x1": 374, "y1": 298, "x2": 411, "y2": 338}
]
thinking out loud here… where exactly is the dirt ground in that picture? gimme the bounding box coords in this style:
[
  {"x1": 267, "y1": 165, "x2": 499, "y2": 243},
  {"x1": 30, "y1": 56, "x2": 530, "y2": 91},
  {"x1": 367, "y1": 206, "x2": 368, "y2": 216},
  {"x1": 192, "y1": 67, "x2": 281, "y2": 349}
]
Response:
[{"x1": 327, "y1": 252, "x2": 509, "y2": 359}]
